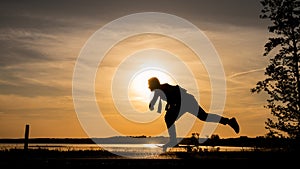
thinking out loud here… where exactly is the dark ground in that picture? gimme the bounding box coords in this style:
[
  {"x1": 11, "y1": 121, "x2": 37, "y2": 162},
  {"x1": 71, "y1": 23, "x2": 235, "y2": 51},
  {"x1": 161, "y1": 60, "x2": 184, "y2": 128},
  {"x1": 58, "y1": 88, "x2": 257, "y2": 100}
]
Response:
[{"x1": 0, "y1": 149, "x2": 297, "y2": 168}]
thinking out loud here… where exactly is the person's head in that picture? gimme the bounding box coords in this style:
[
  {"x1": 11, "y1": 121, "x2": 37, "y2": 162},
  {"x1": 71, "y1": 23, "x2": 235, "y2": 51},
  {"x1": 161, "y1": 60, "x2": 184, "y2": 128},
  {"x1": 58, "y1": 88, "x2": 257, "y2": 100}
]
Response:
[{"x1": 148, "y1": 77, "x2": 160, "y2": 91}]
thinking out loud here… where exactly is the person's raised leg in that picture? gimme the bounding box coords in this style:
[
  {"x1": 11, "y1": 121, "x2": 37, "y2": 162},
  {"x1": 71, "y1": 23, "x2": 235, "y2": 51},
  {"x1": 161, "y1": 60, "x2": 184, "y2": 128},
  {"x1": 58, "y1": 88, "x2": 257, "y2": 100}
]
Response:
[{"x1": 197, "y1": 106, "x2": 240, "y2": 134}]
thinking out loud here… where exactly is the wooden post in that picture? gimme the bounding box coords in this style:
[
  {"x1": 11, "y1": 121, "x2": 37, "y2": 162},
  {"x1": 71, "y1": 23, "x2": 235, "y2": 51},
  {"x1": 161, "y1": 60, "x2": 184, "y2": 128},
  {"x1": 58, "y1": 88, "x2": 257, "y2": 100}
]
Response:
[{"x1": 24, "y1": 124, "x2": 29, "y2": 151}]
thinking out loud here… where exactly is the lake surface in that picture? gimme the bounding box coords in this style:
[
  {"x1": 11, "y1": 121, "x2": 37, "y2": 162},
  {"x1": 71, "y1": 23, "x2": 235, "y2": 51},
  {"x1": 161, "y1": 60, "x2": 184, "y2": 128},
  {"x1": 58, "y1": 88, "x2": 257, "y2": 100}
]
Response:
[
  {"x1": 0, "y1": 143, "x2": 256, "y2": 158},
  {"x1": 0, "y1": 143, "x2": 253, "y2": 152}
]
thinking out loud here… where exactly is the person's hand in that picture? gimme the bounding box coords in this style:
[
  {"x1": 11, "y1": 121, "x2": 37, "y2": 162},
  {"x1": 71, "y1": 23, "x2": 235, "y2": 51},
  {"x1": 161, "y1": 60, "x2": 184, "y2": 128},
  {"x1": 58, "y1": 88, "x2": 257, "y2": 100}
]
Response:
[{"x1": 149, "y1": 103, "x2": 154, "y2": 111}]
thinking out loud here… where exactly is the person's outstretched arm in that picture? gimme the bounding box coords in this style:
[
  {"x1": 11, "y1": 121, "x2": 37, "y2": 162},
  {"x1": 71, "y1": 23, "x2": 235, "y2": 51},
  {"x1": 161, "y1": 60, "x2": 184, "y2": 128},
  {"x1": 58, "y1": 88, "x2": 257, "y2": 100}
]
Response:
[
  {"x1": 149, "y1": 89, "x2": 166, "y2": 113},
  {"x1": 149, "y1": 90, "x2": 159, "y2": 111}
]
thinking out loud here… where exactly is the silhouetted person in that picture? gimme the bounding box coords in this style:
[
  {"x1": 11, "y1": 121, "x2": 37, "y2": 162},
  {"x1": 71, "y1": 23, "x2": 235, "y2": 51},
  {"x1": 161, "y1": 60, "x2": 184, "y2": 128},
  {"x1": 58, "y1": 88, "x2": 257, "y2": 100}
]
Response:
[{"x1": 148, "y1": 77, "x2": 239, "y2": 150}]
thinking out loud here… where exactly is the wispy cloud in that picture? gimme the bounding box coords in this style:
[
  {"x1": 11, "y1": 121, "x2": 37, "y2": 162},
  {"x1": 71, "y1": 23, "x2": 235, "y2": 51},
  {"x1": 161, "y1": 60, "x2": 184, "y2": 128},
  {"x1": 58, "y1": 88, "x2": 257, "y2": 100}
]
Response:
[{"x1": 228, "y1": 68, "x2": 265, "y2": 79}]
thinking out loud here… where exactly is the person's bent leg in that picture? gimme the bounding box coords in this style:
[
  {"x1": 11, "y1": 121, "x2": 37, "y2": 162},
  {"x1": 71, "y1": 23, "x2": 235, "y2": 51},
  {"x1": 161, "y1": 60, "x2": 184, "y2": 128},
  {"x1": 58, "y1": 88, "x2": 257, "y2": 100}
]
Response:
[
  {"x1": 164, "y1": 108, "x2": 179, "y2": 148},
  {"x1": 167, "y1": 124, "x2": 177, "y2": 145}
]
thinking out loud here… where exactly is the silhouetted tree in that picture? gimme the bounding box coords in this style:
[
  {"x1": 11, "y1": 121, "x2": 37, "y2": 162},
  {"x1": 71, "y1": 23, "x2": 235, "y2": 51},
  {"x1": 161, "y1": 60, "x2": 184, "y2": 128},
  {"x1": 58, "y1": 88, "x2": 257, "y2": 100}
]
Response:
[{"x1": 251, "y1": 0, "x2": 300, "y2": 139}]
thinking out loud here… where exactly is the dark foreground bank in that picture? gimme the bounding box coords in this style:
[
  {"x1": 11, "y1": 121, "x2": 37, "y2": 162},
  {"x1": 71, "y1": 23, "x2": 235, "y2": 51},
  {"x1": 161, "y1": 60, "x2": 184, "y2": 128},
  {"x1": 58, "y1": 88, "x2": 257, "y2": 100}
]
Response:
[{"x1": 0, "y1": 149, "x2": 297, "y2": 168}]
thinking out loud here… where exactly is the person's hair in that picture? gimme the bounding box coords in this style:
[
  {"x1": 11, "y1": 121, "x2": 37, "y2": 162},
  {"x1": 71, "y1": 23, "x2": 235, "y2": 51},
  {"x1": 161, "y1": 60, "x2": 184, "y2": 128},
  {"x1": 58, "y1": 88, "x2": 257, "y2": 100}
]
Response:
[{"x1": 148, "y1": 77, "x2": 160, "y2": 89}]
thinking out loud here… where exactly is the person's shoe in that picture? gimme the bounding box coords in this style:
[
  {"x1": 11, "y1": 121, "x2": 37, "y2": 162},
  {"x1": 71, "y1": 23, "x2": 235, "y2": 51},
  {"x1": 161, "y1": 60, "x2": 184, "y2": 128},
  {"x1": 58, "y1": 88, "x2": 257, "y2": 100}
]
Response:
[
  {"x1": 228, "y1": 118, "x2": 240, "y2": 134},
  {"x1": 162, "y1": 145, "x2": 168, "y2": 152}
]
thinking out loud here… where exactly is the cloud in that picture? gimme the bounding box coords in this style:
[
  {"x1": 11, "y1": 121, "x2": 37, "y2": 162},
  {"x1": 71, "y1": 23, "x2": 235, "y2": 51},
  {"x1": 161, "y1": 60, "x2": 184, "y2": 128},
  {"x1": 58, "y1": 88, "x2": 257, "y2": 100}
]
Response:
[
  {"x1": 1, "y1": 0, "x2": 266, "y2": 28},
  {"x1": 0, "y1": 60, "x2": 73, "y2": 97},
  {"x1": 0, "y1": 94, "x2": 73, "y2": 114},
  {"x1": 228, "y1": 68, "x2": 265, "y2": 79}
]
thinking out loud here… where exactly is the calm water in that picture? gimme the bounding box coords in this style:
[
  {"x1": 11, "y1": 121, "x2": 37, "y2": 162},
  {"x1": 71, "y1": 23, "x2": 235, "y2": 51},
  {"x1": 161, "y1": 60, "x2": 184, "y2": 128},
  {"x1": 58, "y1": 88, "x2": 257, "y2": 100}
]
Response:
[
  {"x1": 0, "y1": 143, "x2": 253, "y2": 152},
  {"x1": 0, "y1": 143, "x2": 256, "y2": 158}
]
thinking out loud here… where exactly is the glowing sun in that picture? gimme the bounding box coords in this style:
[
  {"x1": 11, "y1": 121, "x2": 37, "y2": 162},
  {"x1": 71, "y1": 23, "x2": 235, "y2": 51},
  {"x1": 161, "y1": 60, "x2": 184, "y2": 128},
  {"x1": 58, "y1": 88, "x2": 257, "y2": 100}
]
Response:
[{"x1": 128, "y1": 68, "x2": 176, "y2": 112}]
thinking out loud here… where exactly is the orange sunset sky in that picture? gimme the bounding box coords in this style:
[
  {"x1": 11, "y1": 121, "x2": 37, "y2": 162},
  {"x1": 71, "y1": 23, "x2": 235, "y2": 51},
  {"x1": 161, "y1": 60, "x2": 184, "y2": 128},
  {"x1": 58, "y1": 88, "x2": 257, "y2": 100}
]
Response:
[{"x1": 0, "y1": 0, "x2": 272, "y2": 139}]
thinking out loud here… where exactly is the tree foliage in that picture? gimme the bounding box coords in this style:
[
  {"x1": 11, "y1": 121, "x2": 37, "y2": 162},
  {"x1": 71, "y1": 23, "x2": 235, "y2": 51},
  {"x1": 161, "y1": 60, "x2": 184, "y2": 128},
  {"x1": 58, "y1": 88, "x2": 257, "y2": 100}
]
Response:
[{"x1": 251, "y1": 0, "x2": 300, "y2": 139}]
